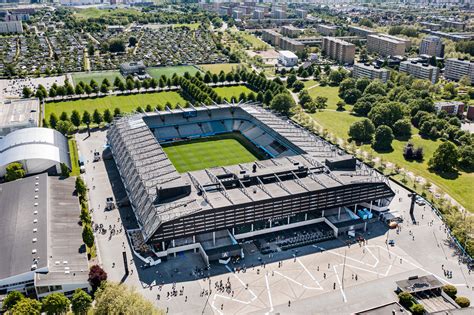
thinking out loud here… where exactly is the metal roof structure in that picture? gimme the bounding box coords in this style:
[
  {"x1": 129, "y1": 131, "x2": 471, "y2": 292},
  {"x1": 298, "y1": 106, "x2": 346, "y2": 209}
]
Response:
[{"x1": 108, "y1": 103, "x2": 392, "y2": 242}]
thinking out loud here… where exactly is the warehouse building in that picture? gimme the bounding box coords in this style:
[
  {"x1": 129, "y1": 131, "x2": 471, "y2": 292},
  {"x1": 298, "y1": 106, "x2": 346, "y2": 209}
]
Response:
[
  {"x1": 353, "y1": 63, "x2": 390, "y2": 83},
  {"x1": 0, "y1": 174, "x2": 90, "y2": 300},
  {"x1": 0, "y1": 128, "x2": 71, "y2": 177},
  {"x1": 322, "y1": 37, "x2": 355, "y2": 65}
]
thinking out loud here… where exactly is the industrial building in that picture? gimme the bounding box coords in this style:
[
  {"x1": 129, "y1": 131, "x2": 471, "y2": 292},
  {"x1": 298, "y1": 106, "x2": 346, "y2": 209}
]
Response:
[
  {"x1": 367, "y1": 34, "x2": 406, "y2": 57},
  {"x1": 322, "y1": 37, "x2": 355, "y2": 65},
  {"x1": 0, "y1": 173, "x2": 90, "y2": 300},
  {"x1": 0, "y1": 128, "x2": 71, "y2": 177},
  {"x1": 353, "y1": 63, "x2": 390, "y2": 83},
  {"x1": 107, "y1": 104, "x2": 394, "y2": 264},
  {"x1": 278, "y1": 50, "x2": 298, "y2": 67},
  {"x1": 420, "y1": 36, "x2": 444, "y2": 57},
  {"x1": 399, "y1": 61, "x2": 440, "y2": 84},
  {"x1": 444, "y1": 59, "x2": 474, "y2": 84}
]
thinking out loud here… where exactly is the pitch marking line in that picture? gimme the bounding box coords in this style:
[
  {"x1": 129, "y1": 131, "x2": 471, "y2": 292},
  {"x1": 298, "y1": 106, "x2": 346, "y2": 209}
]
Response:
[
  {"x1": 264, "y1": 274, "x2": 274, "y2": 315},
  {"x1": 333, "y1": 265, "x2": 347, "y2": 303},
  {"x1": 297, "y1": 258, "x2": 324, "y2": 289}
]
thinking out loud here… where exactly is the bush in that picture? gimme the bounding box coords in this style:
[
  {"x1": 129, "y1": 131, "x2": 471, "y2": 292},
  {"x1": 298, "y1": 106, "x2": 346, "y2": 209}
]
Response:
[
  {"x1": 88, "y1": 265, "x2": 108, "y2": 291},
  {"x1": 398, "y1": 291, "x2": 413, "y2": 306},
  {"x1": 455, "y1": 296, "x2": 470, "y2": 308},
  {"x1": 411, "y1": 303, "x2": 425, "y2": 315},
  {"x1": 5, "y1": 162, "x2": 25, "y2": 182},
  {"x1": 392, "y1": 119, "x2": 412, "y2": 138},
  {"x1": 442, "y1": 284, "x2": 457, "y2": 299}
]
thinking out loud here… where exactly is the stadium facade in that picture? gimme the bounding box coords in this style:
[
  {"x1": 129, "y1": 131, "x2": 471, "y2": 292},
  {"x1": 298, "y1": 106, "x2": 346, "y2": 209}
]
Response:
[{"x1": 107, "y1": 103, "x2": 395, "y2": 262}]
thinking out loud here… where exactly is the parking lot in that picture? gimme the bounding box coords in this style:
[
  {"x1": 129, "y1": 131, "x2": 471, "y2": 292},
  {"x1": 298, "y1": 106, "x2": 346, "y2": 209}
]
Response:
[{"x1": 76, "y1": 129, "x2": 474, "y2": 315}]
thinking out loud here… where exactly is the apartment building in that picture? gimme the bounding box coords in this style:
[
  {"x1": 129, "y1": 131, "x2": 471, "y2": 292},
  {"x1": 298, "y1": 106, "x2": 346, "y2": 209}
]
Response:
[
  {"x1": 322, "y1": 37, "x2": 355, "y2": 65},
  {"x1": 353, "y1": 63, "x2": 390, "y2": 83},
  {"x1": 348, "y1": 25, "x2": 376, "y2": 38},
  {"x1": 0, "y1": 21, "x2": 23, "y2": 34},
  {"x1": 399, "y1": 61, "x2": 440, "y2": 84},
  {"x1": 273, "y1": 9, "x2": 286, "y2": 19},
  {"x1": 420, "y1": 22, "x2": 442, "y2": 31},
  {"x1": 420, "y1": 36, "x2": 444, "y2": 57},
  {"x1": 367, "y1": 34, "x2": 406, "y2": 57},
  {"x1": 441, "y1": 20, "x2": 465, "y2": 31},
  {"x1": 281, "y1": 25, "x2": 301, "y2": 38},
  {"x1": 295, "y1": 9, "x2": 307, "y2": 19},
  {"x1": 253, "y1": 9, "x2": 264, "y2": 20},
  {"x1": 317, "y1": 24, "x2": 338, "y2": 36},
  {"x1": 262, "y1": 29, "x2": 282, "y2": 46},
  {"x1": 280, "y1": 37, "x2": 304, "y2": 53},
  {"x1": 434, "y1": 101, "x2": 465, "y2": 117},
  {"x1": 444, "y1": 58, "x2": 474, "y2": 84}
]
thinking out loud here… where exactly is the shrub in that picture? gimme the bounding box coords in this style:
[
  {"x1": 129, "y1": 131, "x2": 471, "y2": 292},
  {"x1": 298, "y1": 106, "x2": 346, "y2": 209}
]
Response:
[
  {"x1": 442, "y1": 284, "x2": 457, "y2": 299},
  {"x1": 411, "y1": 303, "x2": 425, "y2": 315},
  {"x1": 455, "y1": 296, "x2": 470, "y2": 308},
  {"x1": 398, "y1": 291, "x2": 413, "y2": 307},
  {"x1": 5, "y1": 162, "x2": 26, "y2": 182}
]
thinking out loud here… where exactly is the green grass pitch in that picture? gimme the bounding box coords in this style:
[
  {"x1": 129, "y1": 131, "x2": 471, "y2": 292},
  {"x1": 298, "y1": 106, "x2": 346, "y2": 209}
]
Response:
[{"x1": 162, "y1": 133, "x2": 264, "y2": 173}]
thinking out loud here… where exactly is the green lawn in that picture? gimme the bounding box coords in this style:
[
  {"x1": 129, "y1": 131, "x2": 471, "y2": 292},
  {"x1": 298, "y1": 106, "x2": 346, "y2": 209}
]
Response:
[
  {"x1": 162, "y1": 133, "x2": 263, "y2": 172},
  {"x1": 237, "y1": 31, "x2": 270, "y2": 50},
  {"x1": 68, "y1": 138, "x2": 80, "y2": 176},
  {"x1": 213, "y1": 85, "x2": 255, "y2": 101},
  {"x1": 74, "y1": 7, "x2": 142, "y2": 19},
  {"x1": 71, "y1": 71, "x2": 124, "y2": 86},
  {"x1": 309, "y1": 110, "x2": 474, "y2": 213},
  {"x1": 306, "y1": 85, "x2": 344, "y2": 110},
  {"x1": 199, "y1": 63, "x2": 244, "y2": 74},
  {"x1": 146, "y1": 66, "x2": 201, "y2": 79},
  {"x1": 172, "y1": 23, "x2": 200, "y2": 30},
  {"x1": 303, "y1": 80, "x2": 318, "y2": 88},
  {"x1": 45, "y1": 91, "x2": 186, "y2": 117}
]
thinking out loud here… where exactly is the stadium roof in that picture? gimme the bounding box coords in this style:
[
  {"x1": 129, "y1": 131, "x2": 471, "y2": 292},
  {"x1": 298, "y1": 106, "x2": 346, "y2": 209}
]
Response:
[
  {"x1": 0, "y1": 127, "x2": 71, "y2": 176},
  {"x1": 108, "y1": 103, "x2": 390, "y2": 242}
]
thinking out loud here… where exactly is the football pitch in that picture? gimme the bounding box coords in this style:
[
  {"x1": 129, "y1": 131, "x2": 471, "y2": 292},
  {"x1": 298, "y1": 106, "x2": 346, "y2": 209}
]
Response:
[{"x1": 162, "y1": 133, "x2": 264, "y2": 173}]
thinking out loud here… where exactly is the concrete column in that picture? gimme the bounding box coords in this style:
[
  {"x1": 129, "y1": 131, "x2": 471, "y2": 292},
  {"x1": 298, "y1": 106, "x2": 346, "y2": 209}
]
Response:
[
  {"x1": 364, "y1": 221, "x2": 367, "y2": 232},
  {"x1": 213, "y1": 231, "x2": 216, "y2": 246},
  {"x1": 354, "y1": 204, "x2": 358, "y2": 213},
  {"x1": 287, "y1": 216, "x2": 290, "y2": 224},
  {"x1": 193, "y1": 235, "x2": 196, "y2": 243},
  {"x1": 251, "y1": 224, "x2": 254, "y2": 232},
  {"x1": 305, "y1": 213, "x2": 308, "y2": 221},
  {"x1": 172, "y1": 239, "x2": 176, "y2": 257},
  {"x1": 269, "y1": 220, "x2": 272, "y2": 228},
  {"x1": 162, "y1": 241, "x2": 166, "y2": 251},
  {"x1": 322, "y1": 210, "x2": 325, "y2": 218},
  {"x1": 232, "y1": 227, "x2": 235, "y2": 235},
  {"x1": 369, "y1": 200, "x2": 373, "y2": 213},
  {"x1": 338, "y1": 207, "x2": 341, "y2": 220}
]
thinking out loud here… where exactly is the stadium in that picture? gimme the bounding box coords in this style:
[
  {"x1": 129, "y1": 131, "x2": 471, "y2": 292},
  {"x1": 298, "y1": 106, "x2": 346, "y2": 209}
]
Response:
[{"x1": 107, "y1": 103, "x2": 395, "y2": 263}]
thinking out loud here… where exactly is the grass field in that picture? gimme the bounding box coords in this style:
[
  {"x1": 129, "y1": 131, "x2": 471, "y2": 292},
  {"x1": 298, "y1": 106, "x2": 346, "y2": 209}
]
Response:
[
  {"x1": 173, "y1": 23, "x2": 200, "y2": 30},
  {"x1": 74, "y1": 7, "x2": 142, "y2": 19},
  {"x1": 146, "y1": 66, "x2": 201, "y2": 79},
  {"x1": 237, "y1": 31, "x2": 270, "y2": 50},
  {"x1": 213, "y1": 85, "x2": 255, "y2": 100},
  {"x1": 45, "y1": 91, "x2": 186, "y2": 117},
  {"x1": 71, "y1": 71, "x2": 124, "y2": 86},
  {"x1": 306, "y1": 85, "x2": 344, "y2": 110},
  {"x1": 199, "y1": 63, "x2": 245, "y2": 74},
  {"x1": 68, "y1": 138, "x2": 80, "y2": 176},
  {"x1": 162, "y1": 133, "x2": 263, "y2": 172},
  {"x1": 310, "y1": 110, "x2": 473, "y2": 212}
]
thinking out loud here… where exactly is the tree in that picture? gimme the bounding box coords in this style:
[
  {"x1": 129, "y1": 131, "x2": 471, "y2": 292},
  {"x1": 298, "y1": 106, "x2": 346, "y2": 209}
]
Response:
[
  {"x1": 336, "y1": 101, "x2": 346, "y2": 111},
  {"x1": 41, "y1": 292, "x2": 70, "y2": 315},
  {"x1": 11, "y1": 298, "x2": 42, "y2": 315},
  {"x1": 314, "y1": 96, "x2": 328, "y2": 109},
  {"x1": 75, "y1": 84, "x2": 84, "y2": 95},
  {"x1": 82, "y1": 110, "x2": 91, "y2": 129},
  {"x1": 5, "y1": 162, "x2": 25, "y2": 182},
  {"x1": 429, "y1": 141, "x2": 459, "y2": 172},
  {"x1": 411, "y1": 304, "x2": 425, "y2": 315},
  {"x1": 270, "y1": 93, "x2": 296, "y2": 114},
  {"x1": 292, "y1": 80, "x2": 304, "y2": 92},
  {"x1": 71, "y1": 289, "x2": 92, "y2": 315},
  {"x1": 342, "y1": 88, "x2": 362, "y2": 105},
  {"x1": 75, "y1": 176, "x2": 87, "y2": 197},
  {"x1": 82, "y1": 225, "x2": 94, "y2": 248},
  {"x1": 263, "y1": 90, "x2": 273, "y2": 105},
  {"x1": 348, "y1": 119, "x2": 375, "y2": 143},
  {"x1": 128, "y1": 36, "x2": 138, "y2": 47},
  {"x1": 108, "y1": 39, "x2": 125, "y2": 52},
  {"x1": 2, "y1": 291, "x2": 24, "y2": 312},
  {"x1": 55, "y1": 120, "x2": 73, "y2": 135},
  {"x1": 328, "y1": 69, "x2": 346, "y2": 85},
  {"x1": 459, "y1": 145, "x2": 474, "y2": 171},
  {"x1": 22, "y1": 86, "x2": 32, "y2": 98},
  {"x1": 71, "y1": 110, "x2": 81, "y2": 128},
  {"x1": 88, "y1": 265, "x2": 108, "y2": 291},
  {"x1": 372, "y1": 125, "x2": 394, "y2": 151},
  {"x1": 113, "y1": 107, "x2": 122, "y2": 118},
  {"x1": 94, "y1": 282, "x2": 161, "y2": 315},
  {"x1": 368, "y1": 102, "x2": 404, "y2": 127},
  {"x1": 49, "y1": 113, "x2": 59, "y2": 129},
  {"x1": 392, "y1": 119, "x2": 412, "y2": 138},
  {"x1": 286, "y1": 74, "x2": 297, "y2": 88},
  {"x1": 455, "y1": 296, "x2": 470, "y2": 308},
  {"x1": 60, "y1": 112, "x2": 69, "y2": 122},
  {"x1": 363, "y1": 80, "x2": 386, "y2": 96},
  {"x1": 299, "y1": 90, "x2": 312, "y2": 107},
  {"x1": 100, "y1": 84, "x2": 108, "y2": 94},
  {"x1": 103, "y1": 109, "x2": 113, "y2": 124},
  {"x1": 442, "y1": 285, "x2": 457, "y2": 299},
  {"x1": 92, "y1": 109, "x2": 103, "y2": 126}
]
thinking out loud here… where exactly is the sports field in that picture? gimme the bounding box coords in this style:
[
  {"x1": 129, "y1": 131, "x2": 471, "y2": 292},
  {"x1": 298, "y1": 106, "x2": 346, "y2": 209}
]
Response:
[
  {"x1": 146, "y1": 66, "x2": 201, "y2": 79},
  {"x1": 71, "y1": 71, "x2": 124, "y2": 86},
  {"x1": 213, "y1": 85, "x2": 255, "y2": 100},
  {"x1": 162, "y1": 133, "x2": 263, "y2": 172},
  {"x1": 199, "y1": 63, "x2": 245, "y2": 74},
  {"x1": 45, "y1": 91, "x2": 186, "y2": 117}
]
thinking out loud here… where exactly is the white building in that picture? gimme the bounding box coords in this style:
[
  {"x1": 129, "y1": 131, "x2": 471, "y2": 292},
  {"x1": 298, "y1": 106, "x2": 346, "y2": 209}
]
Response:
[
  {"x1": 444, "y1": 59, "x2": 474, "y2": 85},
  {"x1": 399, "y1": 61, "x2": 440, "y2": 84},
  {"x1": 0, "y1": 99, "x2": 40, "y2": 137},
  {"x1": 0, "y1": 128, "x2": 71, "y2": 177},
  {"x1": 278, "y1": 50, "x2": 298, "y2": 67},
  {"x1": 353, "y1": 63, "x2": 390, "y2": 83}
]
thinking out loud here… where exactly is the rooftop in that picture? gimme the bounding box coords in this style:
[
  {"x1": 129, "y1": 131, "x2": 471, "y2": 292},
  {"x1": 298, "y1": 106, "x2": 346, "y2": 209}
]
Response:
[{"x1": 0, "y1": 98, "x2": 39, "y2": 135}]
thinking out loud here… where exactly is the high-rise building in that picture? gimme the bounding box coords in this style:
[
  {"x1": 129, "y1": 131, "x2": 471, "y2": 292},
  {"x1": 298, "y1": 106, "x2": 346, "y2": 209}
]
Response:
[
  {"x1": 420, "y1": 36, "x2": 444, "y2": 57},
  {"x1": 348, "y1": 25, "x2": 376, "y2": 38},
  {"x1": 272, "y1": 9, "x2": 286, "y2": 19},
  {"x1": 280, "y1": 37, "x2": 304, "y2": 53},
  {"x1": 317, "y1": 24, "x2": 338, "y2": 36},
  {"x1": 353, "y1": 63, "x2": 390, "y2": 83},
  {"x1": 281, "y1": 25, "x2": 301, "y2": 38},
  {"x1": 322, "y1": 37, "x2": 355, "y2": 65},
  {"x1": 367, "y1": 34, "x2": 406, "y2": 57},
  {"x1": 444, "y1": 59, "x2": 474, "y2": 84},
  {"x1": 399, "y1": 61, "x2": 440, "y2": 84},
  {"x1": 295, "y1": 9, "x2": 307, "y2": 19},
  {"x1": 262, "y1": 29, "x2": 282, "y2": 46},
  {"x1": 253, "y1": 9, "x2": 264, "y2": 20}
]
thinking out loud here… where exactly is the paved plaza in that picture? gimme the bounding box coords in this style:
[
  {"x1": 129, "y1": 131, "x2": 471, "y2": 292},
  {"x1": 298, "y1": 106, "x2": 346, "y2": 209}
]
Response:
[{"x1": 76, "y1": 129, "x2": 474, "y2": 315}]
